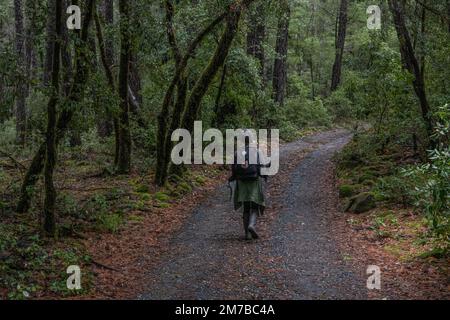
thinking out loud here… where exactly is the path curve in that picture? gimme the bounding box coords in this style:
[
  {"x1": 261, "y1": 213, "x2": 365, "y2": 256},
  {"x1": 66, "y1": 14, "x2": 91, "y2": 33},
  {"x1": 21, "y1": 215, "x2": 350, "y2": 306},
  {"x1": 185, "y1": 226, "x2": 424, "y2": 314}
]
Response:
[{"x1": 140, "y1": 129, "x2": 367, "y2": 300}]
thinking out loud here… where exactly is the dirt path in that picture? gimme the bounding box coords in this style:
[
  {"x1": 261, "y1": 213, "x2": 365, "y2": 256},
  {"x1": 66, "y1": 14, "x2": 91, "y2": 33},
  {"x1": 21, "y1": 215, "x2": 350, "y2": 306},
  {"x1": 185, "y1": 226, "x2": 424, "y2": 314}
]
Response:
[{"x1": 139, "y1": 129, "x2": 368, "y2": 300}]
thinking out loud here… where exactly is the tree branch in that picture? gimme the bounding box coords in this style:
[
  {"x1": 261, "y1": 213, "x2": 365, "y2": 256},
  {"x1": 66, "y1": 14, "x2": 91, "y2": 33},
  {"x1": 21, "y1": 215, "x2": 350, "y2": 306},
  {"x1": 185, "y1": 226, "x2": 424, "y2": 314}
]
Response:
[
  {"x1": 414, "y1": 0, "x2": 449, "y2": 22},
  {"x1": 0, "y1": 149, "x2": 26, "y2": 170}
]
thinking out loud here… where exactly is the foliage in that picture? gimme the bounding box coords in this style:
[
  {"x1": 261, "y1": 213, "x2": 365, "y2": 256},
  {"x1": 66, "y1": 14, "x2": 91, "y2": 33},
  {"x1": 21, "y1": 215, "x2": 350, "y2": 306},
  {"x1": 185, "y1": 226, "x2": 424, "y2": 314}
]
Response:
[{"x1": 403, "y1": 105, "x2": 450, "y2": 243}]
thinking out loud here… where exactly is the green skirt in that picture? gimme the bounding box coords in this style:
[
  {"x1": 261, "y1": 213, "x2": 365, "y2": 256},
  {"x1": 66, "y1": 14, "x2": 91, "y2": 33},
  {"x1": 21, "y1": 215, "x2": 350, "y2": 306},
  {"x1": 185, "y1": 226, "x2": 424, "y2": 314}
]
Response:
[{"x1": 233, "y1": 177, "x2": 266, "y2": 213}]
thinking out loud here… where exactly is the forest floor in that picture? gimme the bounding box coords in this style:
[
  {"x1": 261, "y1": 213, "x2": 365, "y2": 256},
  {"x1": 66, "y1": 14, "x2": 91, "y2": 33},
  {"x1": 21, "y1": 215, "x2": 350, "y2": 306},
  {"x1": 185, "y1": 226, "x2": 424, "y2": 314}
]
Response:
[{"x1": 1, "y1": 128, "x2": 448, "y2": 299}]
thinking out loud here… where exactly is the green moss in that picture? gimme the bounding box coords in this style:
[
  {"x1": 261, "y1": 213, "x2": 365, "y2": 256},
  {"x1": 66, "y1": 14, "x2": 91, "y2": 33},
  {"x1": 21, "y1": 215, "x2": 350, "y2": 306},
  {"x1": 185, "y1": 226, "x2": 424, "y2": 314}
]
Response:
[
  {"x1": 129, "y1": 215, "x2": 144, "y2": 222},
  {"x1": 384, "y1": 243, "x2": 404, "y2": 257},
  {"x1": 419, "y1": 247, "x2": 448, "y2": 259},
  {"x1": 135, "y1": 184, "x2": 150, "y2": 194},
  {"x1": 194, "y1": 175, "x2": 206, "y2": 185},
  {"x1": 357, "y1": 173, "x2": 376, "y2": 184},
  {"x1": 154, "y1": 200, "x2": 170, "y2": 209},
  {"x1": 140, "y1": 193, "x2": 151, "y2": 201},
  {"x1": 345, "y1": 192, "x2": 376, "y2": 214},
  {"x1": 154, "y1": 191, "x2": 170, "y2": 202},
  {"x1": 97, "y1": 212, "x2": 124, "y2": 233},
  {"x1": 176, "y1": 181, "x2": 192, "y2": 194},
  {"x1": 132, "y1": 200, "x2": 146, "y2": 211},
  {"x1": 339, "y1": 185, "x2": 354, "y2": 198},
  {"x1": 168, "y1": 174, "x2": 182, "y2": 183}
]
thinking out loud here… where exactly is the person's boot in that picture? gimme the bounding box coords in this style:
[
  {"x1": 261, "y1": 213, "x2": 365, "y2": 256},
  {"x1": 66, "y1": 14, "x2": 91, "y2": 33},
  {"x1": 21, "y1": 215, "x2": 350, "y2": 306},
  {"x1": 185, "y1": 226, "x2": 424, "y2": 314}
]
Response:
[
  {"x1": 248, "y1": 211, "x2": 259, "y2": 239},
  {"x1": 243, "y1": 212, "x2": 252, "y2": 240}
]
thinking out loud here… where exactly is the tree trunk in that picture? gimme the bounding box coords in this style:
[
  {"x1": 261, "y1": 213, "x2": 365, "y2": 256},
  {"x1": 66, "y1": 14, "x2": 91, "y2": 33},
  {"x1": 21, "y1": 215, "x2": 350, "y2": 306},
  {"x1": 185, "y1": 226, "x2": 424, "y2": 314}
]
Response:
[
  {"x1": 14, "y1": 0, "x2": 27, "y2": 145},
  {"x1": 16, "y1": 0, "x2": 96, "y2": 214},
  {"x1": 43, "y1": 0, "x2": 62, "y2": 237},
  {"x1": 155, "y1": 1, "x2": 253, "y2": 186},
  {"x1": 101, "y1": 0, "x2": 115, "y2": 142},
  {"x1": 95, "y1": 0, "x2": 114, "y2": 140},
  {"x1": 154, "y1": 3, "x2": 228, "y2": 185},
  {"x1": 129, "y1": 53, "x2": 142, "y2": 112},
  {"x1": 63, "y1": 0, "x2": 81, "y2": 148},
  {"x1": 388, "y1": 0, "x2": 433, "y2": 141},
  {"x1": 246, "y1": 3, "x2": 265, "y2": 81},
  {"x1": 330, "y1": 0, "x2": 348, "y2": 92},
  {"x1": 181, "y1": 9, "x2": 244, "y2": 133},
  {"x1": 103, "y1": 0, "x2": 115, "y2": 67},
  {"x1": 272, "y1": 0, "x2": 290, "y2": 106},
  {"x1": 61, "y1": 0, "x2": 72, "y2": 96},
  {"x1": 94, "y1": 6, "x2": 122, "y2": 168},
  {"x1": 96, "y1": 0, "x2": 115, "y2": 140},
  {"x1": 419, "y1": 1, "x2": 426, "y2": 77},
  {"x1": 309, "y1": 56, "x2": 315, "y2": 99},
  {"x1": 116, "y1": 0, "x2": 132, "y2": 174},
  {"x1": 98, "y1": 0, "x2": 117, "y2": 147},
  {"x1": 214, "y1": 63, "x2": 228, "y2": 126},
  {"x1": 165, "y1": 73, "x2": 188, "y2": 177},
  {"x1": 163, "y1": 10, "x2": 243, "y2": 184},
  {"x1": 129, "y1": 0, "x2": 143, "y2": 112},
  {"x1": 447, "y1": 0, "x2": 450, "y2": 33},
  {"x1": 43, "y1": 0, "x2": 56, "y2": 86},
  {"x1": 24, "y1": 0, "x2": 37, "y2": 103}
]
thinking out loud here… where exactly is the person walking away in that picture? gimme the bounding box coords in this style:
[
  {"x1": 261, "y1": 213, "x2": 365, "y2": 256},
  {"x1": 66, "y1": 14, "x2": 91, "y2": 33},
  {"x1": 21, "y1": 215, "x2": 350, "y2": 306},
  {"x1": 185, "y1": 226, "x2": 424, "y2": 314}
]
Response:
[{"x1": 229, "y1": 135, "x2": 266, "y2": 240}]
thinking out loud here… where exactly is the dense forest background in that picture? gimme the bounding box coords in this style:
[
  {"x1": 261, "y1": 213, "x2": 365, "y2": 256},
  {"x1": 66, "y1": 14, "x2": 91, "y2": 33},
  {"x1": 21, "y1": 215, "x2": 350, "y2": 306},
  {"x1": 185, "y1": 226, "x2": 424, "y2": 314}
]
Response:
[{"x1": 0, "y1": 0, "x2": 449, "y2": 299}]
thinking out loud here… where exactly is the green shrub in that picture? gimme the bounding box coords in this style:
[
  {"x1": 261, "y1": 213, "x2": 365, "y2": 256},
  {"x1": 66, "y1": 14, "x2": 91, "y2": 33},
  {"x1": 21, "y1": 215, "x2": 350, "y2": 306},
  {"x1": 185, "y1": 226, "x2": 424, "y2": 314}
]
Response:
[
  {"x1": 284, "y1": 97, "x2": 332, "y2": 128},
  {"x1": 97, "y1": 212, "x2": 124, "y2": 233},
  {"x1": 135, "y1": 184, "x2": 150, "y2": 194},
  {"x1": 404, "y1": 151, "x2": 449, "y2": 240},
  {"x1": 325, "y1": 88, "x2": 354, "y2": 120},
  {"x1": 176, "y1": 182, "x2": 192, "y2": 194},
  {"x1": 154, "y1": 191, "x2": 170, "y2": 202},
  {"x1": 0, "y1": 119, "x2": 16, "y2": 147},
  {"x1": 57, "y1": 192, "x2": 79, "y2": 218},
  {"x1": 339, "y1": 185, "x2": 355, "y2": 198},
  {"x1": 194, "y1": 175, "x2": 206, "y2": 185},
  {"x1": 403, "y1": 105, "x2": 450, "y2": 244},
  {"x1": 279, "y1": 121, "x2": 301, "y2": 142}
]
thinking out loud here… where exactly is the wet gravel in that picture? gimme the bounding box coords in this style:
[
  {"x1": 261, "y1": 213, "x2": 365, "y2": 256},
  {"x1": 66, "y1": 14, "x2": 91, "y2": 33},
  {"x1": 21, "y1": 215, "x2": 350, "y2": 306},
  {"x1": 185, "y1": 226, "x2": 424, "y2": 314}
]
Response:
[{"x1": 139, "y1": 129, "x2": 367, "y2": 300}]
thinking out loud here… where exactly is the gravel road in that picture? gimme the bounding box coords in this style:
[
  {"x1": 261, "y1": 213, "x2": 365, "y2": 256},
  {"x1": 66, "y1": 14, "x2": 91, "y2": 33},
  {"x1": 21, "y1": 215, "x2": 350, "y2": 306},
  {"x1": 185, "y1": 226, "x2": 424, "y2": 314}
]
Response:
[{"x1": 140, "y1": 129, "x2": 367, "y2": 300}]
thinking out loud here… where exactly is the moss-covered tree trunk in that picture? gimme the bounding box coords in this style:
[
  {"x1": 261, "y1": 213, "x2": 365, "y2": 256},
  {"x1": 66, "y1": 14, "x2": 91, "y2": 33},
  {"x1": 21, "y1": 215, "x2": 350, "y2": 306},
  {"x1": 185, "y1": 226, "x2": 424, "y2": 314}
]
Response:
[
  {"x1": 103, "y1": 0, "x2": 120, "y2": 165},
  {"x1": 155, "y1": 0, "x2": 182, "y2": 185},
  {"x1": 330, "y1": 0, "x2": 348, "y2": 92},
  {"x1": 43, "y1": 0, "x2": 56, "y2": 86},
  {"x1": 155, "y1": 0, "x2": 254, "y2": 186},
  {"x1": 181, "y1": 9, "x2": 244, "y2": 133},
  {"x1": 61, "y1": 0, "x2": 73, "y2": 97},
  {"x1": 246, "y1": 3, "x2": 266, "y2": 81},
  {"x1": 116, "y1": 0, "x2": 132, "y2": 174},
  {"x1": 16, "y1": 0, "x2": 96, "y2": 214},
  {"x1": 42, "y1": 0, "x2": 62, "y2": 237},
  {"x1": 94, "y1": 5, "x2": 125, "y2": 168},
  {"x1": 96, "y1": 0, "x2": 115, "y2": 139},
  {"x1": 129, "y1": 1, "x2": 143, "y2": 112},
  {"x1": 154, "y1": 2, "x2": 229, "y2": 185},
  {"x1": 14, "y1": 0, "x2": 27, "y2": 146},
  {"x1": 24, "y1": 0, "x2": 37, "y2": 97},
  {"x1": 164, "y1": 73, "x2": 188, "y2": 178},
  {"x1": 214, "y1": 63, "x2": 228, "y2": 127},
  {"x1": 447, "y1": 0, "x2": 450, "y2": 33},
  {"x1": 388, "y1": 0, "x2": 433, "y2": 142}
]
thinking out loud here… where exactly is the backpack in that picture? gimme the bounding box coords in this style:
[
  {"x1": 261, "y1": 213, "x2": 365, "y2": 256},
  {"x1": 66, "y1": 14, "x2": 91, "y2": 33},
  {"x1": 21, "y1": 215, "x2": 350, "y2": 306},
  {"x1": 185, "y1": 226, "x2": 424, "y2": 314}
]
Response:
[{"x1": 231, "y1": 147, "x2": 260, "y2": 181}]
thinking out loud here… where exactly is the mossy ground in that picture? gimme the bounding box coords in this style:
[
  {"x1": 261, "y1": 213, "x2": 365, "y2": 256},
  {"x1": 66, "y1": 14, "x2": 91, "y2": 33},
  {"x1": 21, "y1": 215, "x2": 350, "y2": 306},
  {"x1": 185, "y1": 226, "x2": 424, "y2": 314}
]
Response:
[{"x1": 335, "y1": 131, "x2": 449, "y2": 264}]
